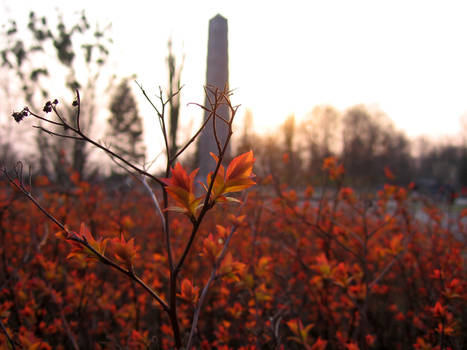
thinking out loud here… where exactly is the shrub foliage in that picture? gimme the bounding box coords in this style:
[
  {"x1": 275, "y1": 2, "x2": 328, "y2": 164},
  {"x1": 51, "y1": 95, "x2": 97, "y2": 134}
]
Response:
[{"x1": 1, "y1": 90, "x2": 466, "y2": 349}]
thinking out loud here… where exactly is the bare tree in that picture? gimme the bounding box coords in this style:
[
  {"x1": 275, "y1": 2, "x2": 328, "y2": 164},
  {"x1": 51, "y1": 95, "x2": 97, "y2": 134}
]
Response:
[
  {"x1": 107, "y1": 78, "x2": 146, "y2": 170},
  {"x1": 1, "y1": 10, "x2": 111, "y2": 180},
  {"x1": 341, "y1": 105, "x2": 411, "y2": 185},
  {"x1": 166, "y1": 39, "x2": 183, "y2": 159},
  {"x1": 300, "y1": 105, "x2": 341, "y2": 176}
]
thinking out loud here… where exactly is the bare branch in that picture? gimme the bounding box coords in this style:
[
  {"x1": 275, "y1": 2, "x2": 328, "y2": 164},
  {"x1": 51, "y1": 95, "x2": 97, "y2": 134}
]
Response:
[
  {"x1": 0, "y1": 318, "x2": 16, "y2": 350},
  {"x1": 140, "y1": 176, "x2": 167, "y2": 235},
  {"x1": 170, "y1": 104, "x2": 215, "y2": 165},
  {"x1": 33, "y1": 126, "x2": 83, "y2": 140},
  {"x1": 135, "y1": 81, "x2": 162, "y2": 117},
  {"x1": 19, "y1": 96, "x2": 165, "y2": 187},
  {"x1": 74, "y1": 90, "x2": 81, "y2": 132}
]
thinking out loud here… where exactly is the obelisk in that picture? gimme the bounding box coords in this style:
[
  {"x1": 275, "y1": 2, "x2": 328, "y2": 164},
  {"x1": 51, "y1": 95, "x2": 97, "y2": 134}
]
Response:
[{"x1": 196, "y1": 14, "x2": 230, "y2": 182}]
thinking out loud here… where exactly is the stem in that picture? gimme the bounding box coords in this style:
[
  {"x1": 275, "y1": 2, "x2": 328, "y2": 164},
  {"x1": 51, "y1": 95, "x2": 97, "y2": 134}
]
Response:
[
  {"x1": 140, "y1": 177, "x2": 173, "y2": 269},
  {"x1": 186, "y1": 220, "x2": 241, "y2": 348},
  {"x1": 169, "y1": 270, "x2": 182, "y2": 349},
  {"x1": 0, "y1": 318, "x2": 16, "y2": 350},
  {"x1": 51, "y1": 289, "x2": 80, "y2": 350},
  {"x1": 167, "y1": 88, "x2": 236, "y2": 348}
]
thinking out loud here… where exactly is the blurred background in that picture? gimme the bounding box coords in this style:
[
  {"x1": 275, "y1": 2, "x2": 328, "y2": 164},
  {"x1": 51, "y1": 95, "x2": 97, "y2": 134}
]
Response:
[{"x1": 1, "y1": 0, "x2": 467, "y2": 195}]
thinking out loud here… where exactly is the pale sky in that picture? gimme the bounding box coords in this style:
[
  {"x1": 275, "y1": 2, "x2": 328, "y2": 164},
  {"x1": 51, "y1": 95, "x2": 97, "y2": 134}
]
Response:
[{"x1": 3, "y1": 0, "x2": 467, "y2": 157}]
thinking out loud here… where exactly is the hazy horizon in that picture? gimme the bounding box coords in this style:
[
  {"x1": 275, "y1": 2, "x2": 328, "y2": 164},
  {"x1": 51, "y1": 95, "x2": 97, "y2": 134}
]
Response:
[{"x1": 2, "y1": 0, "x2": 467, "y2": 160}]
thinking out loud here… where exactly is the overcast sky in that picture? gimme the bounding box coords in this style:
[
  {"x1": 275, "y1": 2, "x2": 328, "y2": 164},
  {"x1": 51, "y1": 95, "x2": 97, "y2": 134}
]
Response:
[{"x1": 3, "y1": 0, "x2": 467, "y2": 155}]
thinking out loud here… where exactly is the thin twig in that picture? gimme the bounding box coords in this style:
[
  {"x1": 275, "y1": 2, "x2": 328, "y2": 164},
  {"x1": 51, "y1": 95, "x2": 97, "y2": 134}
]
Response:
[
  {"x1": 33, "y1": 126, "x2": 83, "y2": 140},
  {"x1": 23, "y1": 96, "x2": 165, "y2": 187},
  {"x1": 75, "y1": 90, "x2": 81, "y2": 132},
  {"x1": 368, "y1": 252, "x2": 401, "y2": 290},
  {"x1": 0, "y1": 318, "x2": 16, "y2": 350},
  {"x1": 186, "y1": 197, "x2": 246, "y2": 349},
  {"x1": 135, "y1": 82, "x2": 162, "y2": 117},
  {"x1": 141, "y1": 177, "x2": 166, "y2": 230},
  {"x1": 169, "y1": 107, "x2": 214, "y2": 165},
  {"x1": 50, "y1": 289, "x2": 80, "y2": 350}
]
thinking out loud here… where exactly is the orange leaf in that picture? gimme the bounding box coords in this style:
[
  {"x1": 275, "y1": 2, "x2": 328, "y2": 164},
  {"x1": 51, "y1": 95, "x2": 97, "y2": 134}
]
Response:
[
  {"x1": 322, "y1": 156, "x2": 344, "y2": 180},
  {"x1": 225, "y1": 150, "x2": 255, "y2": 181},
  {"x1": 111, "y1": 234, "x2": 137, "y2": 268},
  {"x1": 201, "y1": 233, "x2": 222, "y2": 263},
  {"x1": 67, "y1": 223, "x2": 107, "y2": 262},
  {"x1": 286, "y1": 318, "x2": 314, "y2": 343},
  {"x1": 365, "y1": 334, "x2": 376, "y2": 346},
  {"x1": 216, "y1": 224, "x2": 229, "y2": 239},
  {"x1": 255, "y1": 256, "x2": 271, "y2": 278},
  {"x1": 311, "y1": 338, "x2": 328, "y2": 350},
  {"x1": 431, "y1": 301, "x2": 446, "y2": 318},
  {"x1": 207, "y1": 151, "x2": 256, "y2": 202},
  {"x1": 345, "y1": 342, "x2": 360, "y2": 350},
  {"x1": 179, "y1": 278, "x2": 199, "y2": 304},
  {"x1": 79, "y1": 223, "x2": 101, "y2": 250},
  {"x1": 219, "y1": 252, "x2": 246, "y2": 282},
  {"x1": 388, "y1": 233, "x2": 404, "y2": 255},
  {"x1": 254, "y1": 283, "x2": 272, "y2": 302},
  {"x1": 161, "y1": 163, "x2": 202, "y2": 217},
  {"x1": 384, "y1": 166, "x2": 395, "y2": 180}
]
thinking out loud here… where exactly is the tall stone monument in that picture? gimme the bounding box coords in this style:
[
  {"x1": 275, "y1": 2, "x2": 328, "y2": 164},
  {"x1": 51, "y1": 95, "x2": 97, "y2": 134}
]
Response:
[{"x1": 196, "y1": 14, "x2": 230, "y2": 181}]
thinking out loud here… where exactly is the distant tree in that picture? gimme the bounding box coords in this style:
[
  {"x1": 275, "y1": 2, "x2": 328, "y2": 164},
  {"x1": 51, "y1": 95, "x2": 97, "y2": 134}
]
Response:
[
  {"x1": 254, "y1": 134, "x2": 282, "y2": 178},
  {"x1": 0, "y1": 69, "x2": 22, "y2": 168},
  {"x1": 1, "y1": 10, "x2": 111, "y2": 179},
  {"x1": 459, "y1": 148, "x2": 467, "y2": 188},
  {"x1": 459, "y1": 115, "x2": 467, "y2": 188},
  {"x1": 283, "y1": 114, "x2": 295, "y2": 153},
  {"x1": 300, "y1": 105, "x2": 341, "y2": 177},
  {"x1": 107, "y1": 78, "x2": 146, "y2": 169},
  {"x1": 341, "y1": 105, "x2": 411, "y2": 186},
  {"x1": 341, "y1": 106, "x2": 375, "y2": 183},
  {"x1": 416, "y1": 142, "x2": 461, "y2": 185},
  {"x1": 166, "y1": 38, "x2": 183, "y2": 158},
  {"x1": 236, "y1": 108, "x2": 256, "y2": 154},
  {"x1": 281, "y1": 114, "x2": 303, "y2": 184},
  {"x1": 0, "y1": 141, "x2": 19, "y2": 170},
  {"x1": 241, "y1": 114, "x2": 296, "y2": 183},
  {"x1": 384, "y1": 132, "x2": 413, "y2": 183}
]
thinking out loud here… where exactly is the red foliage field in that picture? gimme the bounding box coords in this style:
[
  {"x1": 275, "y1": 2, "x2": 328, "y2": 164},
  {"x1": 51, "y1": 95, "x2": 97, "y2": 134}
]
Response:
[
  {"x1": 2, "y1": 90, "x2": 466, "y2": 349},
  {"x1": 1, "y1": 157, "x2": 465, "y2": 349}
]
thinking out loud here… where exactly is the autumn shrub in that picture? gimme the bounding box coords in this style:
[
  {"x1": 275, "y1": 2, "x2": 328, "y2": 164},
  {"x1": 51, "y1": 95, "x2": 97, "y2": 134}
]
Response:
[
  {"x1": 2, "y1": 87, "x2": 258, "y2": 349},
  {"x1": 1, "y1": 93, "x2": 466, "y2": 349}
]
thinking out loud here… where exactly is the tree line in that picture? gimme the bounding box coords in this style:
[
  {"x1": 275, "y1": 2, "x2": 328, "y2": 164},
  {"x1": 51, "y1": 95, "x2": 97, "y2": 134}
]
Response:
[
  {"x1": 1, "y1": 10, "x2": 465, "y2": 195},
  {"x1": 238, "y1": 104, "x2": 467, "y2": 193}
]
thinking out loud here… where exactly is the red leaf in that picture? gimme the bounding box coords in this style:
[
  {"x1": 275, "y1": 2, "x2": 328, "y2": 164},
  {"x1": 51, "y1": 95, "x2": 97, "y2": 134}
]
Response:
[
  {"x1": 311, "y1": 338, "x2": 328, "y2": 350},
  {"x1": 225, "y1": 150, "x2": 255, "y2": 182},
  {"x1": 384, "y1": 166, "x2": 395, "y2": 180},
  {"x1": 179, "y1": 278, "x2": 199, "y2": 304},
  {"x1": 110, "y1": 234, "x2": 137, "y2": 268},
  {"x1": 67, "y1": 223, "x2": 107, "y2": 262},
  {"x1": 207, "y1": 151, "x2": 256, "y2": 202},
  {"x1": 161, "y1": 163, "x2": 202, "y2": 217}
]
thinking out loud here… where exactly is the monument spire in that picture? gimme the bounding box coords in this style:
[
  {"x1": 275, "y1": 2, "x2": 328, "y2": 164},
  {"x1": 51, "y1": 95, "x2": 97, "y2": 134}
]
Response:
[{"x1": 196, "y1": 14, "x2": 230, "y2": 181}]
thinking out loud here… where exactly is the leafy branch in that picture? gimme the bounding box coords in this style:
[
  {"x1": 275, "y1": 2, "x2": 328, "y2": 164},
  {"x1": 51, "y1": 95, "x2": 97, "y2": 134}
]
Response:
[{"x1": 6, "y1": 87, "x2": 255, "y2": 349}]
